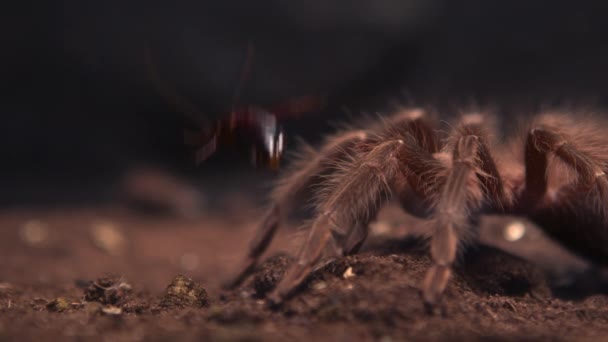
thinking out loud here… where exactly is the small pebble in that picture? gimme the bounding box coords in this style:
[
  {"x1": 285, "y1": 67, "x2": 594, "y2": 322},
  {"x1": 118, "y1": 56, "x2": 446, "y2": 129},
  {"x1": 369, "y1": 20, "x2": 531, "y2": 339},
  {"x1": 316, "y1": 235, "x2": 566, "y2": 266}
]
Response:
[
  {"x1": 46, "y1": 298, "x2": 71, "y2": 312},
  {"x1": 101, "y1": 306, "x2": 122, "y2": 315},
  {"x1": 160, "y1": 275, "x2": 209, "y2": 308},
  {"x1": 343, "y1": 267, "x2": 356, "y2": 279}
]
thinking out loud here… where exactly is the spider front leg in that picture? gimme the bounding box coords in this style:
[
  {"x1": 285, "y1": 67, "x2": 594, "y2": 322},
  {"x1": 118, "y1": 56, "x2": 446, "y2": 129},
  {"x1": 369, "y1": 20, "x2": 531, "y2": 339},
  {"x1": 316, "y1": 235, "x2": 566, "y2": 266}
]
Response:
[
  {"x1": 341, "y1": 109, "x2": 441, "y2": 255},
  {"x1": 267, "y1": 133, "x2": 444, "y2": 306},
  {"x1": 225, "y1": 109, "x2": 438, "y2": 289},
  {"x1": 223, "y1": 130, "x2": 368, "y2": 289},
  {"x1": 422, "y1": 117, "x2": 506, "y2": 305}
]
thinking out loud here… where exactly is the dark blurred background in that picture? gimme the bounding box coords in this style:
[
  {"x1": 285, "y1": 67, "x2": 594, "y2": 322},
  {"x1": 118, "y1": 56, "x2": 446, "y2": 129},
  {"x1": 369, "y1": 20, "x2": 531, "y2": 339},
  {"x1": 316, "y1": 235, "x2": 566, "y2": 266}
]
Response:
[{"x1": 3, "y1": 0, "x2": 608, "y2": 208}]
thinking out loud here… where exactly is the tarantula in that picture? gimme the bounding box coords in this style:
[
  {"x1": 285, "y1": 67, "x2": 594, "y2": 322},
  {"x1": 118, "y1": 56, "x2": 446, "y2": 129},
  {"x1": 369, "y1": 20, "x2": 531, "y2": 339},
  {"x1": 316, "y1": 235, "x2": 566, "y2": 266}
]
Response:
[{"x1": 224, "y1": 108, "x2": 608, "y2": 306}]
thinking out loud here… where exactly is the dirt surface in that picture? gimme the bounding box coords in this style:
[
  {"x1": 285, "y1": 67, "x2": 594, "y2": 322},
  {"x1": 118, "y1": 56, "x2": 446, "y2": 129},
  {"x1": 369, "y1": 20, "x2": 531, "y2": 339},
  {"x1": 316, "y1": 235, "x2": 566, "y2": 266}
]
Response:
[{"x1": 1, "y1": 205, "x2": 608, "y2": 341}]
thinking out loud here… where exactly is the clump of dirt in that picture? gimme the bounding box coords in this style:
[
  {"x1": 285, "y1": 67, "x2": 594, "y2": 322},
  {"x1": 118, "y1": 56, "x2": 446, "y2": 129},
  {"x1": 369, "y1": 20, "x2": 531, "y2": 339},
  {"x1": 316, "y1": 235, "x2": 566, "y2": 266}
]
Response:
[
  {"x1": 250, "y1": 254, "x2": 294, "y2": 298},
  {"x1": 46, "y1": 297, "x2": 74, "y2": 312},
  {"x1": 83, "y1": 276, "x2": 132, "y2": 306},
  {"x1": 159, "y1": 275, "x2": 209, "y2": 308}
]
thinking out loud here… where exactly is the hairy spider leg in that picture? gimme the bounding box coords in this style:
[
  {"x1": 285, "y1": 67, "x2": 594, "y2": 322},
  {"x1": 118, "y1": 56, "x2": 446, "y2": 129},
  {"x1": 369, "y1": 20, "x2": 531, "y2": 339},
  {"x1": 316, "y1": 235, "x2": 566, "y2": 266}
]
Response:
[
  {"x1": 342, "y1": 110, "x2": 442, "y2": 255},
  {"x1": 267, "y1": 128, "x2": 442, "y2": 306},
  {"x1": 524, "y1": 127, "x2": 608, "y2": 209},
  {"x1": 222, "y1": 130, "x2": 368, "y2": 289},
  {"x1": 422, "y1": 114, "x2": 507, "y2": 305},
  {"x1": 225, "y1": 109, "x2": 440, "y2": 289},
  {"x1": 521, "y1": 125, "x2": 608, "y2": 264}
]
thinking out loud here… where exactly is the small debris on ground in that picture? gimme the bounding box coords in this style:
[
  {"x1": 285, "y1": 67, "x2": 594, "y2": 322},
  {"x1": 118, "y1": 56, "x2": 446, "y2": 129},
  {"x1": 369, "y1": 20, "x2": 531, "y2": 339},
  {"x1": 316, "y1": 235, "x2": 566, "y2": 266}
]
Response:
[
  {"x1": 251, "y1": 254, "x2": 293, "y2": 298},
  {"x1": 83, "y1": 276, "x2": 132, "y2": 306},
  {"x1": 159, "y1": 275, "x2": 209, "y2": 308},
  {"x1": 46, "y1": 298, "x2": 72, "y2": 312},
  {"x1": 342, "y1": 267, "x2": 355, "y2": 279},
  {"x1": 101, "y1": 305, "x2": 123, "y2": 315}
]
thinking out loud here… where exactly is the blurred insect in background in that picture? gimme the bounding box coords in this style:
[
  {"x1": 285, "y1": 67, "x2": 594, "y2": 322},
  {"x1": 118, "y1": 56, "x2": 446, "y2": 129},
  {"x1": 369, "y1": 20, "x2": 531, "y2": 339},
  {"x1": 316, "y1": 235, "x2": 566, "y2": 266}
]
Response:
[{"x1": 144, "y1": 41, "x2": 326, "y2": 169}]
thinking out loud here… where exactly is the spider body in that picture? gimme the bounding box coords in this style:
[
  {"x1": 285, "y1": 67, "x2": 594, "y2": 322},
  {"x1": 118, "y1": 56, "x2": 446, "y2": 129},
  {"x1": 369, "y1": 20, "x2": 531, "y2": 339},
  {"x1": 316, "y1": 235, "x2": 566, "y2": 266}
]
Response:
[{"x1": 224, "y1": 108, "x2": 608, "y2": 306}]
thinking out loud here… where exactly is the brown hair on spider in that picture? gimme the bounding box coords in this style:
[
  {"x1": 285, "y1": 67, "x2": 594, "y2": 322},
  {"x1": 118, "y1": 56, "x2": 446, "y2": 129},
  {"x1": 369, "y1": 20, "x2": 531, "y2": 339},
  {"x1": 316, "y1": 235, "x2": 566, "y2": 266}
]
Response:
[{"x1": 223, "y1": 106, "x2": 608, "y2": 308}]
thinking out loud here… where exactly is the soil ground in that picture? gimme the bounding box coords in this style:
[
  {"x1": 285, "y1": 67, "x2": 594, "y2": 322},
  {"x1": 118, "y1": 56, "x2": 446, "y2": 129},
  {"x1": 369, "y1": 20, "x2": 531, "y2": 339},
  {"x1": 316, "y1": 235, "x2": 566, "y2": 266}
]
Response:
[{"x1": 1, "y1": 205, "x2": 608, "y2": 341}]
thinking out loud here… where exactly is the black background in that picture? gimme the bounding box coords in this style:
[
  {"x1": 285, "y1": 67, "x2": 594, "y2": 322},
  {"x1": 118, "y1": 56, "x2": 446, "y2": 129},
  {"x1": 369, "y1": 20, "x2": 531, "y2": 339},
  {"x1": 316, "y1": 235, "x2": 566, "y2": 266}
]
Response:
[{"x1": 3, "y1": 1, "x2": 608, "y2": 205}]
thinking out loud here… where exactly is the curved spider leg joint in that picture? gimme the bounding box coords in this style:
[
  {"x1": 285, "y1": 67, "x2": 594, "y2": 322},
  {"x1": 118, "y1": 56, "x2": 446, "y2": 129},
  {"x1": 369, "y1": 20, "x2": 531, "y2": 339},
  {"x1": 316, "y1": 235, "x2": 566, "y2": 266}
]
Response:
[
  {"x1": 268, "y1": 137, "x2": 430, "y2": 306},
  {"x1": 525, "y1": 127, "x2": 608, "y2": 208},
  {"x1": 457, "y1": 117, "x2": 509, "y2": 210},
  {"x1": 273, "y1": 130, "x2": 369, "y2": 209},
  {"x1": 389, "y1": 109, "x2": 440, "y2": 153}
]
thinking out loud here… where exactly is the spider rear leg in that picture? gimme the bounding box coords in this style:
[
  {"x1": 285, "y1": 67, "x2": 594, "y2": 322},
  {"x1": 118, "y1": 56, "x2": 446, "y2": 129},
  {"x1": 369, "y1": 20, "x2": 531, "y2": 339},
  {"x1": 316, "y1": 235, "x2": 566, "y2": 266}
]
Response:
[
  {"x1": 523, "y1": 127, "x2": 608, "y2": 212},
  {"x1": 222, "y1": 130, "x2": 368, "y2": 289},
  {"x1": 522, "y1": 126, "x2": 608, "y2": 263}
]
